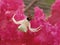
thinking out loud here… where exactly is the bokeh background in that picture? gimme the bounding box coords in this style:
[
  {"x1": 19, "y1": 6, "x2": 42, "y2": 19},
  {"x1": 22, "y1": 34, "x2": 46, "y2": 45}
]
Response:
[{"x1": 24, "y1": 0, "x2": 55, "y2": 16}]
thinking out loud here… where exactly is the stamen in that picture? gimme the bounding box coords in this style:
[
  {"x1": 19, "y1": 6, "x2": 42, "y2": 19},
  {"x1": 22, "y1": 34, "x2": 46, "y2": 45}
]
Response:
[{"x1": 5, "y1": 11, "x2": 11, "y2": 14}]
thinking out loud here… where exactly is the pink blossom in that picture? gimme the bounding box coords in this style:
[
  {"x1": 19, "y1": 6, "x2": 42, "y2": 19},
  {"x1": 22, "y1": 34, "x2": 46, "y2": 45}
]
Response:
[
  {"x1": 0, "y1": 0, "x2": 60, "y2": 45},
  {"x1": 48, "y1": 0, "x2": 60, "y2": 45},
  {"x1": 48, "y1": 0, "x2": 60, "y2": 25}
]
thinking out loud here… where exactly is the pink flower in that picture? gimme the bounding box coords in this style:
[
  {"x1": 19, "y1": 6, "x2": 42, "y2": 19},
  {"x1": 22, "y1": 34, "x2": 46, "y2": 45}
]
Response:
[
  {"x1": 48, "y1": 0, "x2": 60, "y2": 45},
  {"x1": 0, "y1": 0, "x2": 25, "y2": 45},
  {"x1": 48, "y1": 0, "x2": 60, "y2": 25},
  {"x1": 0, "y1": 0, "x2": 60, "y2": 45}
]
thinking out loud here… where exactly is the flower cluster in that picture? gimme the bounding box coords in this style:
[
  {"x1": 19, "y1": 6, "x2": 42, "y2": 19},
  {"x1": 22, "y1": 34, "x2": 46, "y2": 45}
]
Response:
[{"x1": 0, "y1": 0, "x2": 60, "y2": 45}]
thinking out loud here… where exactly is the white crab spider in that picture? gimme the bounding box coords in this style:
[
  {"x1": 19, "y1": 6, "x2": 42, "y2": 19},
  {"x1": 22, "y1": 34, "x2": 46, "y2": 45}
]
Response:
[{"x1": 12, "y1": 14, "x2": 41, "y2": 32}]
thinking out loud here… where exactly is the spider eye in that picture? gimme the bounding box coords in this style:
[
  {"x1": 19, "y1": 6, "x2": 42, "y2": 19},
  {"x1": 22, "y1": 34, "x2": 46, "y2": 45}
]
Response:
[{"x1": 27, "y1": 17, "x2": 31, "y2": 21}]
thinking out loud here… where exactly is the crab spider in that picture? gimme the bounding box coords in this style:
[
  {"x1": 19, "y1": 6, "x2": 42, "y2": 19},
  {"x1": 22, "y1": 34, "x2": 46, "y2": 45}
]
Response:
[{"x1": 12, "y1": 14, "x2": 41, "y2": 32}]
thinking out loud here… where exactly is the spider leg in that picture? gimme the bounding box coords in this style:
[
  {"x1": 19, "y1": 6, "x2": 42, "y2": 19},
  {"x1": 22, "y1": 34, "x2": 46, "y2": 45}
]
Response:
[
  {"x1": 29, "y1": 23, "x2": 41, "y2": 32},
  {"x1": 12, "y1": 14, "x2": 25, "y2": 24}
]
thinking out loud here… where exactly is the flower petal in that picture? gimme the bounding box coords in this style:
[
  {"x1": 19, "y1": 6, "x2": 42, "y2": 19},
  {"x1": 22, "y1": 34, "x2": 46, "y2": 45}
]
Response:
[
  {"x1": 30, "y1": 7, "x2": 45, "y2": 28},
  {"x1": 48, "y1": 0, "x2": 60, "y2": 25}
]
